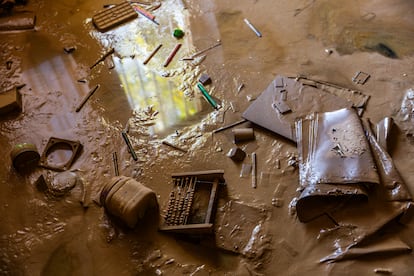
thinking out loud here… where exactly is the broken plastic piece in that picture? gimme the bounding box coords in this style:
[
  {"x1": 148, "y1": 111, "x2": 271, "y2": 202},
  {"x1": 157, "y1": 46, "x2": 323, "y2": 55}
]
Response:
[
  {"x1": 352, "y1": 71, "x2": 370, "y2": 85},
  {"x1": 273, "y1": 100, "x2": 291, "y2": 114},
  {"x1": 92, "y1": 1, "x2": 138, "y2": 32},
  {"x1": 240, "y1": 163, "x2": 252, "y2": 178},
  {"x1": 227, "y1": 147, "x2": 246, "y2": 162},
  {"x1": 198, "y1": 74, "x2": 212, "y2": 86},
  {"x1": 39, "y1": 137, "x2": 82, "y2": 171}
]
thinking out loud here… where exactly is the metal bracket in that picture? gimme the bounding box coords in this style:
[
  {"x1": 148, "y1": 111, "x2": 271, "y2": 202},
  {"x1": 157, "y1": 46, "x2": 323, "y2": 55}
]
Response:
[{"x1": 39, "y1": 137, "x2": 82, "y2": 171}]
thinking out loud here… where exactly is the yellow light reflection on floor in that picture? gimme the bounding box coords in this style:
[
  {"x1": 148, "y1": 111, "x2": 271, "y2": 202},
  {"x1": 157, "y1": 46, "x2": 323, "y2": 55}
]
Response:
[{"x1": 114, "y1": 57, "x2": 201, "y2": 134}]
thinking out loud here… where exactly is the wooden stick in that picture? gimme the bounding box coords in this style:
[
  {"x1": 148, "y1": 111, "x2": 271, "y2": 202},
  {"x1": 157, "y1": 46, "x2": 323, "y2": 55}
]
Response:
[
  {"x1": 252, "y1": 152, "x2": 257, "y2": 188},
  {"x1": 163, "y1": 44, "x2": 182, "y2": 67},
  {"x1": 143, "y1": 44, "x2": 162, "y2": 65},
  {"x1": 212, "y1": 119, "x2": 247, "y2": 133},
  {"x1": 75, "y1": 84, "x2": 100, "y2": 112}
]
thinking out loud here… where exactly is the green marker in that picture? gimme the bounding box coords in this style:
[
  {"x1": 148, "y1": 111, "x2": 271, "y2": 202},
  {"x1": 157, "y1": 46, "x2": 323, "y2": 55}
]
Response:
[{"x1": 197, "y1": 82, "x2": 219, "y2": 110}]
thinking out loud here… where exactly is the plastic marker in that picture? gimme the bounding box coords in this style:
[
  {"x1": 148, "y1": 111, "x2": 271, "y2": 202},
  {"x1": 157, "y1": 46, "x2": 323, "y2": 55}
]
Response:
[
  {"x1": 197, "y1": 83, "x2": 219, "y2": 110},
  {"x1": 132, "y1": 4, "x2": 159, "y2": 25},
  {"x1": 244, "y1": 18, "x2": 262, "y2": 37}
]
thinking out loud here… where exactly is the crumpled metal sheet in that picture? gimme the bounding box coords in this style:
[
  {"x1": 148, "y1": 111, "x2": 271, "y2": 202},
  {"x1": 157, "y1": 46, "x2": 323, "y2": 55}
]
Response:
[
  {"x1": 295, "y1": 108, "x2": 380, "y2": 222},
  {"x1": 363, "y1": 118, "x2": 412, "y2": 202},
  {"x1": 320, "y1": 200, "x2": 412, "y2": 262}
]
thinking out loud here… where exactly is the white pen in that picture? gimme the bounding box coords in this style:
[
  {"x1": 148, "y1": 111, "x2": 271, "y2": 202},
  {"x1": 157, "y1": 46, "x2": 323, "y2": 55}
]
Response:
[{"x1": 244, "y1": 18, "x2": 262, "y2": 37}]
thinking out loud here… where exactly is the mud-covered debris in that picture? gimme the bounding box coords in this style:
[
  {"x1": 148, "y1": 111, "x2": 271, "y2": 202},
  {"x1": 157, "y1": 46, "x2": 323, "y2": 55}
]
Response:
[
  {"x1": 101, "y1": 176, "x2": 158, "y2": 228},
  {"x1": 6, "y1": 60, "x2": 12, "y2": 70},
  {"x1": 162, "y1": 140, "x2": 187, "y2": 153},
  {"x1": 352, "y1": 71, "x2": 370, "y2": 85},
  {"x1": 48, "y1": 171, "x2": 78, "y2": 197},
  {"x1": 295, "y1": 108, "x2": 379, "y2": 222},
  {"x1": 320, "y1": 236, "x2": 411, "y2": 262},
  {"x1": 227, "y1": 147, "x2": 246, "y2": 162},
  {"x1": 272, "y1": 183, "x2": 287, "y2": 207},
  {"x1": 374, "y1": 268, "x2": 393, "y2": 274},
  {"x1": 90, "y1": 48, "x2": 115, "y2": 69},
  {"x1": 198, "y1": 74, "x2": 211, "y2": 86},
  {"x1": 399, "y1": 202, "x2": 414, "y2": 224},
  {"x1": 278, "y1": 239, "x2": 298, "y2": 257},
  {"x1": 92, "y1": 1, "x2": 138, "y2": 32},
  {"x1": 240, "y1": 163, "x2": 252, "y2": 178},
  {"x1": 0, "y1": 11, "x2": 36, "y2": 31},
  {"x1": 216, "y1": 201, "x2": 270, "y2": 258},
  {"x1": 10, "y1": 143, "x2": 40, "y2": 172},
  {"x1": 243, "y1": 75, "x2": 358, "y2": 142},
  {"x1": 160, "y1": 171, "x2": 225, "y2": 235},
  {"x1": 396, "y1": 88, "x2": 414, "y2": 137},
  {"x1": 363, "y1": 119, "x2": 412, "y2": 201},
  {"x1": 39, "y1": 137, "x2": 82, "y2": 171},
  {"x1": 63, "y1": 46, "x2": 76, "y2": 54},
  {"x1": 232, "y1": 128, "x2": 255, "y2": 143},
  {"x1": 0, "y1": 86, "x2": 22, "y2": 115}
]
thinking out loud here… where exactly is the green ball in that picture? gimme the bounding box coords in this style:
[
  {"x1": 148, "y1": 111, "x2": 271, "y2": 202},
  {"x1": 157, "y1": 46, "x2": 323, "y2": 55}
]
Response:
[{"x1": 173, "y1": 29, "x2": 185, "y2": 39}]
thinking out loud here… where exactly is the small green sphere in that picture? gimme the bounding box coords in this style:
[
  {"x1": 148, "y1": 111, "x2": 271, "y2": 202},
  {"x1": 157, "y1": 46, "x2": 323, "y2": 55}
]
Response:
[{"x1": 173, "y1": 29, "x2": 185, "y2": 39}]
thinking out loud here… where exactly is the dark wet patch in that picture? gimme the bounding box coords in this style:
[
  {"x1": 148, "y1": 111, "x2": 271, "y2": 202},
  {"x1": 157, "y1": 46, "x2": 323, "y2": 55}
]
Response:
[
  {"x1": 365, "y1": 43, "x2": 398, "y2": 59},
  {"x1": 307, "y1": 0, "x2": 414, "y2": 58}
]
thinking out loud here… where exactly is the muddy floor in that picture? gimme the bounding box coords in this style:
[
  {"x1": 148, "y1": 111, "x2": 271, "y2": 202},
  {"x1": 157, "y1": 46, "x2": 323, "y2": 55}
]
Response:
[{"x1": 1, "y1": 0, "x2": 414, "y2": 275}]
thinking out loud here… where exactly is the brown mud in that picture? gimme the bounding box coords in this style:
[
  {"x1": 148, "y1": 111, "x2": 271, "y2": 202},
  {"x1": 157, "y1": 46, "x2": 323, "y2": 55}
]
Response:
[{"x1": 1, "y1": 0, "x2": 414, "y2": 275}]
